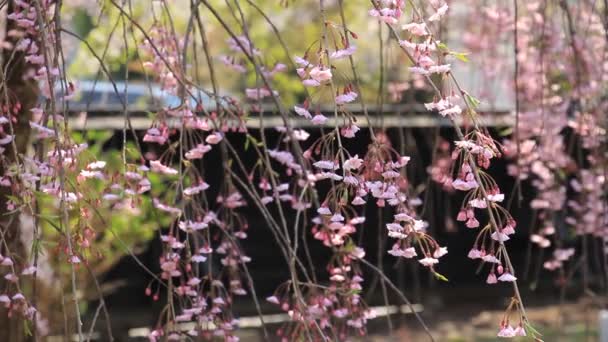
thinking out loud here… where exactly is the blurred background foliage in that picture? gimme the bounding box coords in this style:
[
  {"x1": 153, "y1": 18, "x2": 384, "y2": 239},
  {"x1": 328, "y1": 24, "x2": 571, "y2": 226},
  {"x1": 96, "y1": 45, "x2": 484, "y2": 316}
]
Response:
[
  {"x1": 63, "y1": 0, "x2": 418, "y2": 106},
  {"x1": 35, "y1": 129, "x2": 170, "y2": 303}
]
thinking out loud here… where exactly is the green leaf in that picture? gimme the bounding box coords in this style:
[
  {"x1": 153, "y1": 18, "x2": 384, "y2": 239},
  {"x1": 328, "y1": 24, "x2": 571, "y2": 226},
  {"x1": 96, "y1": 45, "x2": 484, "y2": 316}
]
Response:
[
  {"x1": 343, "y1": 240, "x2": 355, "y2": 253},
  {"x1": 464, "y1": 93, "x2": 482, "y2": 109},
  {"x1": 23, "y1": 320, "x2": 32, "y2": 336},
  {"x1": 40, "y1": 216, "x2": 64, "y2": 234},
  {"x1": 347, "y1": 288, "x2": 362, "y2": 296},
  {"x1": 244, "y1": 135, "x2": 251, "y2": 151},
  {"x1": 433, "y1": 271, "x2": 449, "y2": 282},
  {"x1": 450, "y1": 51, "x2": 470, "y2": 63},
  {"x1": 498, "y1": 127, "x2": 513, "y2": 136},
  {"x1": 524, "y1": 321, "x2": 543, "y2": 339}
]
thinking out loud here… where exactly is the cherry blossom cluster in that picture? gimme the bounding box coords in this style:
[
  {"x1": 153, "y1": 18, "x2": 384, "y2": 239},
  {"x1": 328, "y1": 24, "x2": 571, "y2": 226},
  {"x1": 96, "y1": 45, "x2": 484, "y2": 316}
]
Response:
[
  {"x1": 137, "y1": 22, "x2": 260, "y2": 341},
  {"x1": 371, "y1": 0, "x2": 542, "y2": 337},
  {"x1": 261, "y1": 7, "x2": 448, "y2": 337},
  {"x1": 462, "y1": 1, "x2": 607, "y2": 296}
]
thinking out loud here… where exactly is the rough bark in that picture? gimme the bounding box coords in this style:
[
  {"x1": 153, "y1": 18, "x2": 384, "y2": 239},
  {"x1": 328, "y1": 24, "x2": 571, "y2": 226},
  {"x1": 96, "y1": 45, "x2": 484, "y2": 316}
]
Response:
[{"x1": 0, "y1": 0, "x2": 38, "y2": 341}]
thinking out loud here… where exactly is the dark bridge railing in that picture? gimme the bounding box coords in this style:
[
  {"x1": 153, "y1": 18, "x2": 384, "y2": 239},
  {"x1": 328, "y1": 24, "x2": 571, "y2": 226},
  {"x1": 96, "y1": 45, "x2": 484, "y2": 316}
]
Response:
[{"x1": 66, "y1": 104, "x2": 514, "y2": 130}]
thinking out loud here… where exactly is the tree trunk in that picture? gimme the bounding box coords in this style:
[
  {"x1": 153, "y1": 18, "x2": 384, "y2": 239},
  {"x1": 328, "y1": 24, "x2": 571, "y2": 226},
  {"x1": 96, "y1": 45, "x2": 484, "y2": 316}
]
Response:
[{"x1": 0, "y1": 0, "x2": 39, "y2": 341}]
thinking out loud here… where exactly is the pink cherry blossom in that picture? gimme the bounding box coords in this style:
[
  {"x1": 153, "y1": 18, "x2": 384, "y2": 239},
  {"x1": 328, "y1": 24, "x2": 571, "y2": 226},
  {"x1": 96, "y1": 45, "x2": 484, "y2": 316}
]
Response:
[
  {"x1": 308, "y1": 66, "x2": 332, "y2": 83},
  {"x1": 497, "y1": 325, "x2": 516, "y2": 338},
  {"x1": 498, "y1": 272, "x2": 517, "y2": 282},
  {"x1": 150, "y1": 160, "x2": 178, "y2": 175},
  {"x1": 402, "y1": 22, "x2": 428, "y2": 36},
  {"x1": 311, "y1": 114, "x2": 328, "y2": 125},
  {"x1": 418, "y1": 257, "x2": 439, "y2": 267}
]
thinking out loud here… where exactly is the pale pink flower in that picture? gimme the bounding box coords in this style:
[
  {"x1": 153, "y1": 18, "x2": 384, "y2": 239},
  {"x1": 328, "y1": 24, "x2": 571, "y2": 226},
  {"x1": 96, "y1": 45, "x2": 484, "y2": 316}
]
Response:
[
  {"x1": 21, "y1": 266, "x2": 37, "y2": 275},
  {"x1": 150, "y1": 160, "x2": 178, "y2": 175},
  {"x1": 330, "y1": 274, "x2": 345, "y2": 282},
  {"x1": 382, "y1": 170, "x2": 401, "y2": 179},
  {"x1": 153, "y1": 199, "x2": 182, "y2": 215},
  {"x1": 369, "y1": 9, "x2": 399, "y2": 24},
  {"x1": 453, "y1": 178, "x2": 478, "y2": 191},
  {"x1": 433, "y1": 247, "x2": 448, "y2": 258},
  {"x1": 417, "y1": 55, "x2": 435, "y2": 68},
  {"x1": 487, "y1": 193, "x2": 505, "y2": 202},
  {"x1": 313, "y1": 160, "x2": 338, "y2": 170},
  {"x1": 330, "y1": 213, "x2": 345, "y2": 222},
  {"x1": 30, "y1": 121, "x2": 54, "y2": 138},
  {"x1": 502, "y1": 225, "x2": 516, "y2": 235},
  {"x1": 87, "y1": 161, "x2": 106, "y2": 169},
  {"x1": 294, "y1": 106, "x2": 312, "y2": 119},
  {"x1": 402, "y1": 247, "x2": 417, "y2": 258},
  {"x1": 394, "y1": 213, "x2": 413, "y2": 221},
  {"x1": 388, "y1": 245, "x2": 406, "y2": 257},
  {"x1": 185, "y1": 144, "x2": 212, "y2": 160},
  {"x1": 288, "y1": 129, "x2": 310, "y2": 141},
  {"x1": 428, "y1": 64, "x2": 451, "y2": 74},
  {"x1": 317, "y1": 207, "x2": 332, "y2": 215},
  {"x1": 302, "y1": 79, "x2": 321, "y2": 87},
  {"x1": 220, "y1": 55, "x2": 246, "y2": 73},
  {"x1": 317, "y1": 172, "x2": 343, "y2": 181},
  {"x1": 350, "y1": 247, "x2": 366, "y2": 259},
  {"x1": 79, "y1": 170, "x2": 103, "y2": 180},
  {"x1": 513, "y1": 325, "x2": 526, "y2": 336},
  {"x1": 308, "y1": 66, "x2": 332, "y2": 83},
  {"x1": 183, "y1": 182, "x2": 210, "y2": 196},
  {"x1": 343, "y1": 155, "x2": 363, "y2": 170},
  {"x1": 352, "y1": 196, "x2": 366, "y2": 205},
  {"x1": 311, "y1": 114, "x2": 328, "y2": 125},
  {"x1": 340, "y1": 124, "x2": 360, "y2": 138},
  {"x1": 491, "y1": 231, "x2": 510, "y2": 242},
  {"x1": 498, "y1": 272, "x2": 517, "y2": 282},
  {"x1": 413, "y1": 220, "x2": 427, "y2": 231},
  {"x1": 191, "y1": 255, "x2": 207, "y2": 263},
  {"x1": 482, "y1": 254, "x2": 500, "y2": 263},
  {"x1": 428, "y1": 4, "x2": 449, "y2": 22},
  {"x1": 386, "y1": 223, "x2": 403, "y2": 232},
  {"x1": 469, "y1": 198, "x2": 487, "y2": 208},
  {"x1": 497, "y1": 325, "x2": 516, "y2": 338},
  {"x1": 0, "y1": 135, "x2": 14, "y2": 145},
  {"x1": 409, "y1": 66, "x2": 430, "y2": 75},
  {"x1": 330, "y1": 45, "x2": 357, "y2": 59},
  {"x1": 402, "y1": 22, "x2": 428, "y2": 36},
  {"x1": 465, "y1": 217, "x2": 480, "y2": 228},
  {"x1": 294, "y1": 56, "x2": 310, "y2": 67},
  {"x1": 467, "y1": 248, "x2": 482, "y2": 259},
  {"x1": 486, "y1": 272, "x2": 497, "y2": 284},
  {"x1": 205, "y1": 132, "x2": 223, "y2": 145},
  {"x1": 143, "y1": 127, "x2": 168, "y2": 145},
  {"x1": 4, "y1": 273, "x2": 18, "y2": 282},
  {"x1": 343, "y1": 175, "x2": 359, "y2": 185},
  {"x1": 335, "y1": 91, "x2": 358, "y2": 104},
  {"x1": 555, "y1": 248, "x2": 575, "y2": 261},
  {"x1": 456, "y1": 210, "x2": 467, "y2": 221},
  {"x1": 266, "y1": 296, "x2": 280, "y2": 304},
  {"x1": 439, "y1": 105, "x2": 461, "y2": 116},
  {"x1": 11, "y1": 293, "x2": 24, "y2": 301},
  {"x1": 418, "y1": 257, "x2": 439, "y2": 267}
]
